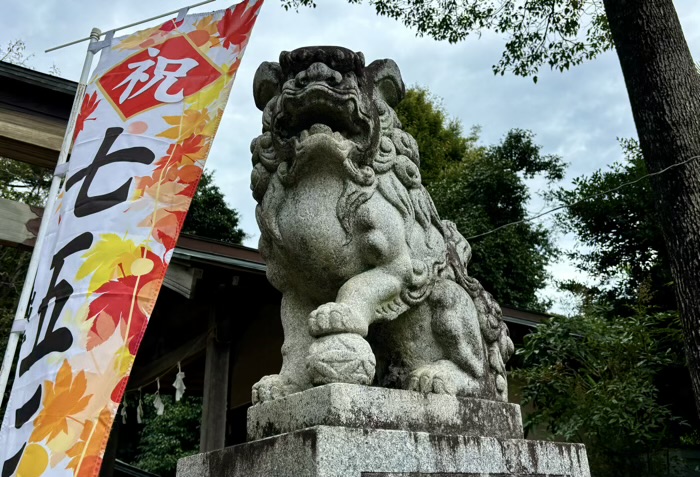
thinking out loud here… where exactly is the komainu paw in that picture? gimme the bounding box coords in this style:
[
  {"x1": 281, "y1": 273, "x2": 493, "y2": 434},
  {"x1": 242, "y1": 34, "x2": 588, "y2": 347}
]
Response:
[
  {"x1": 251, "y1": 374, "x2": 303, "y2": 404},
  {"x1": 309, "y1": 302, "x2": 368, "y2": 337},
  {"x1": 408, "y1": 360, "x2": 479, "y2": 396}
]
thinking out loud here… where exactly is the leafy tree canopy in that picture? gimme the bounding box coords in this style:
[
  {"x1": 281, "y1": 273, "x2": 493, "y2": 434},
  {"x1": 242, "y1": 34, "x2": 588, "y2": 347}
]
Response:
[
  {"x1": 551, "y1": 139, "x2": 675, "y2": 311},
  {"x1": 395, "y1": 88, "x2": 565, "y2": 310},
  {"x1": 394, "y1": 88, "x2": 476, "y2": 186},
  {"x1": 282, "y1": 0, "x2": 612, "y2": 79},
  {"x1": 181, "y1": 170, "x2": 246, "y2": 244},
  {"x1": 429, "y1": 129, "x2": 564, "y2": 310},
  {"x1": 0, "y1": 158, "x2": 50, "y2": 205}
]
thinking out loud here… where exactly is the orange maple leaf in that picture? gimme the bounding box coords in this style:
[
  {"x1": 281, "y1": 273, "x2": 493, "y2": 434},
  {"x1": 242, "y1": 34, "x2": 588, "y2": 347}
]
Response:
[
  {"x1": 143, "y1": 208, "x2": 187, "y2": 251},
  {"x1": 168, "y1": 134, "x2": 210, "y2": 167},
  {"x1": 193, "y1": 14, "x2": 220, "y2": 48},
  {"x1": 133, "y1": 136, "x2": 207, "y2": 209},
  {"x1": 134, "y1": 162, "x2": 168, "y2": 197},
  {"x1": 30, "y1": 361, "x2": 93, "y2": 443},
  {"x1": 66, "y1": 407, "x2": 113, "y2": 477},
  {"x1": 157, "y1": 109, "x2": 211, "y2": 142},
  {"x1": 177, "y1": 165, "x2": 204, "y2": 185}
]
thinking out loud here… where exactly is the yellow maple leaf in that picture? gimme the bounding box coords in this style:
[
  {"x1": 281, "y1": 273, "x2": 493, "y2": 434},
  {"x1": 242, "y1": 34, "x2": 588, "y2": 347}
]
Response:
[
  {"x1": 113, "y1": 345, "x2": 134, "y2": 376},
  {"x1": 76, "y1": 234, "x2": 149, "y2": 294},
  {"x1": 185, "y1": 75, "x2": 228, "y2": 111},
  {"x1": 115, "y1": 26, "x2": 161, "y2": 51},
  {"x1": 194, "y1": 14, "x2": 217, "y2": 35},
  {"x1": 45, "y1": 427, "x2": 80, "y2": 455},
  {"x1": 201, "y1": 108, "x2": 223, "y2": 138},
  {"x1": 30, "y1": 361, "x2": 93, "y2": 443},
  {"x1": 157, "y1": 108, "x2": 211, "y2": 142}
]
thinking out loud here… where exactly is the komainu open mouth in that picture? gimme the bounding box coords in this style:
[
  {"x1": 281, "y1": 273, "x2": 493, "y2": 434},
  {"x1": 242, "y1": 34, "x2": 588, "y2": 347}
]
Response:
[{"x1": 274, "y1": 85, "x2": 370, "y2": 147}]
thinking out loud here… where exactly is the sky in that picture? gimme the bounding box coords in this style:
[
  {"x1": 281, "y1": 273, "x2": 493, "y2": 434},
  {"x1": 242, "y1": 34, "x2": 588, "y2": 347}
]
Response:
[{"x1": 2, "y1": 1, "x2": 699, "y2": 313}]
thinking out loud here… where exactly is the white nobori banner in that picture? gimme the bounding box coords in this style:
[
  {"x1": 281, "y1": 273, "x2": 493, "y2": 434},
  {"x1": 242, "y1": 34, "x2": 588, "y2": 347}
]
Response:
[{"x1": 0, "y1": 2, "x2": 262, "y2": 476}]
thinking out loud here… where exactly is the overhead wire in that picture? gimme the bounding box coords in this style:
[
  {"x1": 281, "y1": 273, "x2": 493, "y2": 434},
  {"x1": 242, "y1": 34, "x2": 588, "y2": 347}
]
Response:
[{"x1": 465, "y1": 154, "x2": 700, "y2": 241}]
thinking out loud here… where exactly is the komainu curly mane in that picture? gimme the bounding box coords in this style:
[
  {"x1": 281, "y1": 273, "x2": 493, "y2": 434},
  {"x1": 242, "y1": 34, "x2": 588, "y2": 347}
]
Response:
[{"x1": 249, "y1": 46, "x2": 513, "y2": 404}]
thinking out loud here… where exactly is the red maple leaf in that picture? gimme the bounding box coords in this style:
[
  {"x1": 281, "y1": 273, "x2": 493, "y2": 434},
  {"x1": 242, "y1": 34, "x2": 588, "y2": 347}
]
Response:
[
  {"x1": 73, "y1": 91, "x2": 100, "y2": 142},
  {"x1": 111, "y1": 377, "x2": 129, "y2": 403},
  {"x1": 217, "y1": 0, "x2": 263, "y2": 50},
  {"x1": 87, "y1": 250, "x2": 164, "y2": 354},
  {"x1": 160, "y1": 18, "x2": 184, "y2": 32}
]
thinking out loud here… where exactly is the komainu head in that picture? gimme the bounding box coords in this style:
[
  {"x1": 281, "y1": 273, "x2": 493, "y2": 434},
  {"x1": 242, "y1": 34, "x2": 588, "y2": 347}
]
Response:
[
  {"x1": 250, "y1": 46, "x2": 410, "y2": 201},
  {"x1": 249, "y1": 47, "x2": 513, "y2": 405}
]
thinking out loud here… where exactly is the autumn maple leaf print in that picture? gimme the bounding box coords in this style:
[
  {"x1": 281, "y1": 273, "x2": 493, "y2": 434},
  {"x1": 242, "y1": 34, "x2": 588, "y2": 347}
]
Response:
[
  {"x1": 73, "y1": 91, "x2": 100, "y2": 142},
  {"x1": 87, "y1": 250, "x2": 164, "y2": 354},
  {"x1": 65, "y1": 407, "x2": 113, "y2": 477},
  {"x1": 217, "y1": 0, "x2": 263, "y2": 50},
  {"x1": 30, "y1": 361, "x2": 93, "y2": 443}
]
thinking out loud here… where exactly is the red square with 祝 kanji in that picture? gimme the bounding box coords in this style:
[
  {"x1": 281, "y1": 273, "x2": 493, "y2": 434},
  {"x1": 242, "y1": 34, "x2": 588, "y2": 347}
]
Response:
[{"x1": 99, "y1": 35, "x2": 222, "y2": 120}]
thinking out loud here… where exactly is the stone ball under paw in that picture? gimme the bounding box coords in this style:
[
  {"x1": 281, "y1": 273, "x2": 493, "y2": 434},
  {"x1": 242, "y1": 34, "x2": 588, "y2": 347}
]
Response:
[{"x1": 307, "y1": 333, "x2": 376, "y2": 386}]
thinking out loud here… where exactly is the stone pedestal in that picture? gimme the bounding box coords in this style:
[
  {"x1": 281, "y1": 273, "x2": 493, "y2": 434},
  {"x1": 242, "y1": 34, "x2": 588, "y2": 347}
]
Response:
[{"x1": 177, "y1": 384, "x2": 591, "y2": 477}]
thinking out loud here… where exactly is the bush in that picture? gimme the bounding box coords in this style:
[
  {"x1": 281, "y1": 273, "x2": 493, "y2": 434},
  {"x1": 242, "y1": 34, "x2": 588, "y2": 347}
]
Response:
[{"x1": 515, "y1": 308, "x2": 689, "y2": 476}]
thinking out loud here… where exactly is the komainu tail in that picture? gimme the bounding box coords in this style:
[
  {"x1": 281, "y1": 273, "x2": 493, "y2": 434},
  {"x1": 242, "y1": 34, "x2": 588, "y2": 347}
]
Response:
[{"x1": 442, "y1": 220, "x2": 515, "y2": 401}]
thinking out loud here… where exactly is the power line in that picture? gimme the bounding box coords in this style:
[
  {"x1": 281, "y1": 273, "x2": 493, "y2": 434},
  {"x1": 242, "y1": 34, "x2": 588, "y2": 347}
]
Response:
[{"x1": 466, "y1": 154, "x2": 700, "y2": 241}]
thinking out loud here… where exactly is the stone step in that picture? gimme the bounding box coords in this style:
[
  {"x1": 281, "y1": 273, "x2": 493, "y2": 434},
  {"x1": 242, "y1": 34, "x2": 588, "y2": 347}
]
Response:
[
  {"x1": 178, "y1": 425, "x2": 590, "y2": 477},
  {"x1": 247, "y1": 383, "x2": 524, "y2": 441}
]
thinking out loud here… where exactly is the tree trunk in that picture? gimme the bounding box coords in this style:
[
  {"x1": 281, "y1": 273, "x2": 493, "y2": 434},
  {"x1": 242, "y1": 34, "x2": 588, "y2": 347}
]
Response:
[{"x1": 602, "y1": 0, "x2": 700, "y2": 415}]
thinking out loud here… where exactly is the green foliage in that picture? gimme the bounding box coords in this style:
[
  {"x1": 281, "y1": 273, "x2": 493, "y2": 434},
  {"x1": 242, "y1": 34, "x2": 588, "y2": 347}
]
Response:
[
  {"x1": 133, "y1": 396, "x2": 202, "y2": 477},
  {"x1": 0, "y1": 159, "x2": 51, "y2": 407},
  {"x1": 551, "y1": 139, "x2": 674, "y2": 311},
  {"x1": 394, "y1": 88, "x2": 475, "y2": 187},
  {"x1": 427, "y1": 128, "x2": 565, "y2": 310},
  {"x1": 0, "y1": 250, "x2": 30, "y2": 351},
  {"x1": 182, "y1": 170, "x2": 245, "y2": 244},
  {"x1": 282, "y1": 0, "x2": 612, "y2": 78},
  {"x1": 0, "y1": 158, "x2": 50, "y2": 205},
  {"x1": 395, "y1": 88, "x2": 564, "y2": 309},
  {"x1": 516, "y1": 308, "x2": 687, "y2": 476}
]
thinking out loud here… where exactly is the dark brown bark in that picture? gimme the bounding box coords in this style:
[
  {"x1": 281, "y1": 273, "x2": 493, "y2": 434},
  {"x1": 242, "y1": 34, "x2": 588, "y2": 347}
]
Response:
[{"x1": 602, "y1": 0, "x2": 700, "y2": 415}]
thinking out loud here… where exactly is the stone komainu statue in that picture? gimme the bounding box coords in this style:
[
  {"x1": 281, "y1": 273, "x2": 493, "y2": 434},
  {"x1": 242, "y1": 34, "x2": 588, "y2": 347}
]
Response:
[{"x1": 249, "y1": 46, "x2": 514, "y2": 404}]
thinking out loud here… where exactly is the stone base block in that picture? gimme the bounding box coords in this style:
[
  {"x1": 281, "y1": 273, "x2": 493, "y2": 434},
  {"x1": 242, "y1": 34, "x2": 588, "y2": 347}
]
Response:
[
  {"x1": 247, "y1": 384, "x2": 524, "y2": 441},
  {"x1": 177, "y1": 425, "x2": 591, "y2": 477}
]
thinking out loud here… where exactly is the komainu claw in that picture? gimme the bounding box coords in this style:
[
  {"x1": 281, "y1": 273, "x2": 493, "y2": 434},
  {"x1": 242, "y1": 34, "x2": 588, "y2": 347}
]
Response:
[{"x1": 309, "y1": 302, "x2": 368, "y2": 337}]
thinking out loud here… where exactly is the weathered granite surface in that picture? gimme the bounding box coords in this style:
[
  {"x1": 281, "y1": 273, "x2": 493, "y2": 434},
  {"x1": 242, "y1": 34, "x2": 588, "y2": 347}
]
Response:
[
  {"x1": 177, "y1": 426, "x2": 591, "y2": 477},
  {"x1": 247, "y1": 383, "x2": 523, "y2": 441},
  {"x1": 250, "y1": 45, "x2": 514, "y2": 405},
  {"x1": 193, "y1": 45, "x2": 594, "y2": 477}
]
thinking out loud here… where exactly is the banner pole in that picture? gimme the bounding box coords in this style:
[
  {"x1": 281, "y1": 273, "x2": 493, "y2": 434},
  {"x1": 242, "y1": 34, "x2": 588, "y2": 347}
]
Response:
[
  {"x1": 0, "y1": 27, "x2": 102, "y2": 409},
  {"x1": 45, "y1": 0, "x2": 215, "y2": 53}
]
